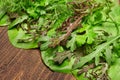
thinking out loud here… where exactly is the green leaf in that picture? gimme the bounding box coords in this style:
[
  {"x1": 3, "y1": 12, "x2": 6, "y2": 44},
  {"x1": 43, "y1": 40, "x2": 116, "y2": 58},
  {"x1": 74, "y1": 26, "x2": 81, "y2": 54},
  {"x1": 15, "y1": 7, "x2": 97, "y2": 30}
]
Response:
[
  {"x1": 67, "y1": 34, "x2": 77, "y2": 52},
  {"x1": 0, "y1": 8, "x2": 6, "y2": 20},
  {"x1": 40, "y1": 42, "x2": 51, "y2": 50},
  {"x1": 8, "y1": 28, "x2": 38, "y2": 49},
  {"x1": 94, "y1": 22, "x2": 118, "y2": 36},
  {"x1": 41, "y1": 48, "x2": 75, "y2": 73},
  {"x1": 108, "y1": 58, "x2": 120, "y2": 80},
  {"x1": 47, "y1": 28, "x2": 56, "y2": 37},
  {"x1": 0, "y1": 15, "x2": 10, "y2": 26},
  {"x1": 53, "y1": 51, "x2": 73, "y2": 64},
  {"x1": 72, "y1": 70, "x2": 88, "y2": 80},
  {"x1": 88, "y1": 10, "x2": 105, "y2": 25},
  {"x1": 95, "y1": 52, "x2": 101, "y2": 66},
  {"x1": 38, "y1": 36, "x2": 50, "y2": 42},
  {"x1": 104, "y1": 46, "x2": 112, "y2": 65},
  {"x1": 26, "y1": 8, "x2": 39, "y2": 19},
  {"x1": 110, "y1": 6, "x2": 120, "y2": 24},
  {"x1": 8, "y1": 15, "x2": 28, "y2": 29},
  {"x1": 76, "y1": 35, "x2": 86, "y2": 47},
  {"x1": 75, "y1": 25, "x2": 96, "y2": 46},
  {"x1": 86, "y1": 29, "x2": 96, "y2": 44},
  {"x1": 113, "y1": 40, "x2": 120, "y2": 57},
  {"x1": 73, "y1": 34, "x2": 120, "y2": 69}
]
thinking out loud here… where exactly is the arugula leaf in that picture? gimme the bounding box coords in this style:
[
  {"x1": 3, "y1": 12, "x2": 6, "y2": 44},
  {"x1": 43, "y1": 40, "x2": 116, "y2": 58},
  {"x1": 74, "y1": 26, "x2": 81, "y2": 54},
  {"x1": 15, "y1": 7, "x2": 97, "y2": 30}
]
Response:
[{"x1": 73, "y1": 34, "x2": 120, "y2": 69}]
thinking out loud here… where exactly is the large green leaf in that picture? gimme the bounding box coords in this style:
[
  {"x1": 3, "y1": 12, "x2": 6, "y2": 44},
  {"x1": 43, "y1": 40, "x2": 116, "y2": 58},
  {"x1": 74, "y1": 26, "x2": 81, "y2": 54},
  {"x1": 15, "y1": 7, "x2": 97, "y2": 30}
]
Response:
[
  {"x1": 8, "y1": 28, "x2": 38, "y2": 49},
  {"x1": 41, "y1": 48, "x2": 75, "y2": 73}
]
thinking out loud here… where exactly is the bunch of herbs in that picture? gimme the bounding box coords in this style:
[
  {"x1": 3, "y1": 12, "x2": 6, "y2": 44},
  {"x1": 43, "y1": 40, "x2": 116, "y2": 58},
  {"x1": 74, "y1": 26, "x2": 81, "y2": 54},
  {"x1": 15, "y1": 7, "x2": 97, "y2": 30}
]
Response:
[{"x1": 0, "y1": 0, "x2": 120, "y2": 80}]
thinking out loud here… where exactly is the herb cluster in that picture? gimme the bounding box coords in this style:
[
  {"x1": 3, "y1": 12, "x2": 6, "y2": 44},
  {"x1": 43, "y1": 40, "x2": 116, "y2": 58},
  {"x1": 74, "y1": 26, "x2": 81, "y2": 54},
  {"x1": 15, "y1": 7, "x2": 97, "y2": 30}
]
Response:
[{"x1": 0, "y1": 0, "x2": 120, "y2": 80}]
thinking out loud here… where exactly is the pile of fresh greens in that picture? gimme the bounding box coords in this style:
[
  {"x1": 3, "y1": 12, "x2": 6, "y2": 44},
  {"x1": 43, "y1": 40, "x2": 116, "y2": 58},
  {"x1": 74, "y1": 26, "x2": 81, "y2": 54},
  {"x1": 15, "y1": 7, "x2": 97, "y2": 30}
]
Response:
[{"x1": 0, "y1": 0, "x2": 120, "y2": 80}]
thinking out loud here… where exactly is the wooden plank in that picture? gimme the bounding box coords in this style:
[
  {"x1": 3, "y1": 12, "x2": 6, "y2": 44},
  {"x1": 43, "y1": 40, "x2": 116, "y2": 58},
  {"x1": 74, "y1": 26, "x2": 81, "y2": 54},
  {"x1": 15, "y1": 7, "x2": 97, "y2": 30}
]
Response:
[{"x1": 0, "y1": 27, "x2": 76, "y2": 80}]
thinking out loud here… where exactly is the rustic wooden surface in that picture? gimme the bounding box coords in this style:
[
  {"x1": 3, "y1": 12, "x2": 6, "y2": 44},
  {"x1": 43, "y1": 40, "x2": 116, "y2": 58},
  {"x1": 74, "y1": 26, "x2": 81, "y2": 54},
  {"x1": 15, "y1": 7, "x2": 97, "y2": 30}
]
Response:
[{"x1": 0, "y1": 27, "x2": 76, "y2": 80}]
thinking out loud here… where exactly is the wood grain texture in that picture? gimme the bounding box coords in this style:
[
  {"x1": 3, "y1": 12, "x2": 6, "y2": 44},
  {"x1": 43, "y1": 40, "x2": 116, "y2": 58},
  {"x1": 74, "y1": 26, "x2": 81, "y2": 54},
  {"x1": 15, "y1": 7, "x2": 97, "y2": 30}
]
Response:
[{"x1": 0, "y1": 27, "x2": 76, "y2": 80}]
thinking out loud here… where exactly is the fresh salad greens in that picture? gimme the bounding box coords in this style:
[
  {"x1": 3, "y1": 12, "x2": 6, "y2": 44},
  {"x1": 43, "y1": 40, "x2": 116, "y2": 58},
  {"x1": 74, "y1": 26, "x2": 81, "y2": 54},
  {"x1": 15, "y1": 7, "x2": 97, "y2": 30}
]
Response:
[{"x1": 0, "y1": 0, "x2": 120, "y2": 80}]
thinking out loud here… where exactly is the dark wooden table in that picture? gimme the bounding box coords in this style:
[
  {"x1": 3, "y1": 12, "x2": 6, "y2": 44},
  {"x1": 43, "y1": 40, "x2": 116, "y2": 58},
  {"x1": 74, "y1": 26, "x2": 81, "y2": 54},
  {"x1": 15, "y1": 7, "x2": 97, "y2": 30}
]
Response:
[{"x1": 0, "y1": 27, "x2": 75, "y2": 80}]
